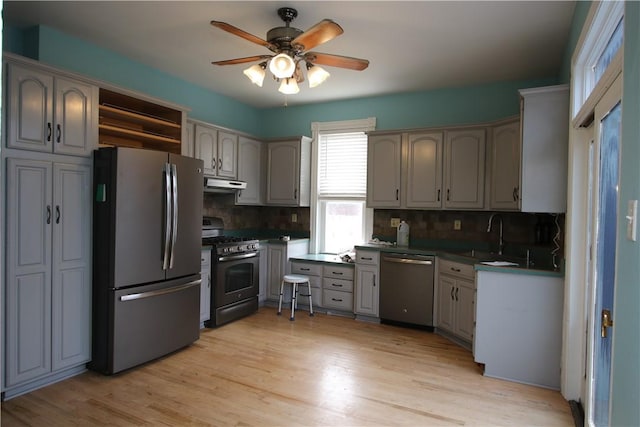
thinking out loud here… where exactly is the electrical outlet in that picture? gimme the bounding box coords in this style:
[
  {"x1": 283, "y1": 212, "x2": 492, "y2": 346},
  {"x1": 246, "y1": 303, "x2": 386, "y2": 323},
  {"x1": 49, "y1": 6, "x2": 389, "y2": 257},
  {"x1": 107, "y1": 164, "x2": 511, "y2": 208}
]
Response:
[
  {"x1": 291, "y1": 213, "x2": 298, "y2": 223},
  {"x1": 390, "y1": 218, "x2": 401, "y2": 228},
  {"x1": 454, "y1": 220, "x2": 462, "y2": 230}
]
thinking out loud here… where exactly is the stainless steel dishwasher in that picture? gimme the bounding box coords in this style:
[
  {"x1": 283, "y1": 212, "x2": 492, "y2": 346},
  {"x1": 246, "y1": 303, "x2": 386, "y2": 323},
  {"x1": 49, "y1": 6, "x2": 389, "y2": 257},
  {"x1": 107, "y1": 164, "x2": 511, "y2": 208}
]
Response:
[{"x1": 379, "y1": 253, "x2": 435, "y2": 327}]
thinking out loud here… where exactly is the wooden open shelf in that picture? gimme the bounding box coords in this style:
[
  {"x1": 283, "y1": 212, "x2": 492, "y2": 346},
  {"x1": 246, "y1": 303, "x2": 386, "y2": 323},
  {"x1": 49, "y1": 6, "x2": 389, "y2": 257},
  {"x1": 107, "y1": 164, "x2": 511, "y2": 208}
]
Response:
[{"x1": 98, "y1": 89, "x2": 183, "y2": 153}]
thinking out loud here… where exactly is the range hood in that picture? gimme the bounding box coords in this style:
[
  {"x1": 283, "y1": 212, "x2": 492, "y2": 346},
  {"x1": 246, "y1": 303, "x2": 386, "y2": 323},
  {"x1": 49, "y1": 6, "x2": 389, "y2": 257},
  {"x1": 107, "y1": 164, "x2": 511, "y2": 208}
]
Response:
[{"x1": 204, "y1": 176, "x2": 247, "y2": 193}]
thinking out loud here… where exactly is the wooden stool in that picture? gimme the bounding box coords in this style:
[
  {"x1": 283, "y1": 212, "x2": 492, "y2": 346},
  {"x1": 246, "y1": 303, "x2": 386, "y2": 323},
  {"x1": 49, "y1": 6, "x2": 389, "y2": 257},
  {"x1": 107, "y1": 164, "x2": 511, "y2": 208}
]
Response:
[{"x1": 277, "y1": 274, "x2": 314, "y2": 321}]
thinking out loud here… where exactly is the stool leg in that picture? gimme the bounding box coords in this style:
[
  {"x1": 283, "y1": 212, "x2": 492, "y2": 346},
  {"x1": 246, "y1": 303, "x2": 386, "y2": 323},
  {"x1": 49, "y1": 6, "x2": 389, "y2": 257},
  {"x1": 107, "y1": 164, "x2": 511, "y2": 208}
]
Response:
[
  {"x1": 307, "y1": 280, "x2": 314, "y2": 316},
  {"x1": 277, "y1": 279, "x2": 285, "y2": 315},
  {"x1": 290, "y1": 283, "x2": 297, "y2": 321}
]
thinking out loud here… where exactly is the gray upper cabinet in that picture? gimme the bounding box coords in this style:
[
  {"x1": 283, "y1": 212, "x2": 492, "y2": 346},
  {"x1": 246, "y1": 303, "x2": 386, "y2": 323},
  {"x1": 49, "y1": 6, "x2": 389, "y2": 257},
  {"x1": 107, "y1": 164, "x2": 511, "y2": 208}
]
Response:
[
  {"x1": 443, "y1": 129, "x2": 486, "y2": 209},
  {"x1": 266, "y1": 137, "x2": 311, "y2": 206},
  {"x1": 195, "y1": 123, "x2": 238, "y2": 179},
  {"x1": 4, "y1": 157, "x2": 91, "y2": 389},
  {"x1": 405, "y1": 132, "x2": 444, "y2": 209},
  {"x1": 6, "y1": 62, "x2": 97, "y2": 157},
  {"x1": 236, "y1": 136, "x2": 264, "y2": 205},
  {"x1": 489, "y1": 120, "x2": 520, "y2": 210},
  {"x1": 519, "y1": 85, "x2": 569, "y2": 213},
  {"x1": 366, "y1": 134, "x2": 402, "y2": 207}
]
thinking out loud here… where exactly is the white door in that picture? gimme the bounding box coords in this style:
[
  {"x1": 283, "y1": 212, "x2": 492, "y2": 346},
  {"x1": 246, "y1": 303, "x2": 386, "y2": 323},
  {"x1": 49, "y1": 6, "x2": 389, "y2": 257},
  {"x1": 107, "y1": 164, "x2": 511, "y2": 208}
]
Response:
[{"x1": 586, "y1": 74, "x2": 622, "y2": 426}]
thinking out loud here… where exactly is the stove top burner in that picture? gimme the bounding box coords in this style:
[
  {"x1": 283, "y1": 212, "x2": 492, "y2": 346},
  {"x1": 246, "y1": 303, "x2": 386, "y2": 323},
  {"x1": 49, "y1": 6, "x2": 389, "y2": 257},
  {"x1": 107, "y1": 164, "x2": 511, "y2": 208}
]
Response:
[{"x1": 202, "y1": 236, "x2": 260, "y2": 256}]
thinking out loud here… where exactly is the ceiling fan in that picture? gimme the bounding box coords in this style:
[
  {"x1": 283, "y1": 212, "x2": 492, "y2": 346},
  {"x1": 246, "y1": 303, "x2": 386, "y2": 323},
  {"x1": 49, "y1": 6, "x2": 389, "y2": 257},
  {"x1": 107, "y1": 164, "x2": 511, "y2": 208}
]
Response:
[{"x1": 210, "y1": 7, "x2": 370, "y2": 94}]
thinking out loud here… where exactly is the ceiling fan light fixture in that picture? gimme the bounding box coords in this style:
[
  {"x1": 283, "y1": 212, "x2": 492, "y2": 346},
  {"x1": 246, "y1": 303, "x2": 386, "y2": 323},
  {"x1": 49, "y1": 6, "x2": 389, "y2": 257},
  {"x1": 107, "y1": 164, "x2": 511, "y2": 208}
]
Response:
[
  {"x1": 306, "y1": 64, "x2": 330, "y2": 88},
  {"x1": 243, "y1": 62, "x2": 267, "y2": 87},
  {"x1": 269, "y1": 53, "x2": 296, "y2": 79},
  {"x1": 278, "y1": 77, "x2": 300, "y2": 95}
]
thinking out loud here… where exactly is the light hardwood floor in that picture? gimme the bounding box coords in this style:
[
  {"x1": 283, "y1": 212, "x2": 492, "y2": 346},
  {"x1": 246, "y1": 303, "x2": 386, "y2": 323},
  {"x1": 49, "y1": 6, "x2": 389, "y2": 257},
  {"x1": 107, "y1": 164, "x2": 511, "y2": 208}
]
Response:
[{"x1": 1, "y1": 307, "x2": 573, "y2": 426}]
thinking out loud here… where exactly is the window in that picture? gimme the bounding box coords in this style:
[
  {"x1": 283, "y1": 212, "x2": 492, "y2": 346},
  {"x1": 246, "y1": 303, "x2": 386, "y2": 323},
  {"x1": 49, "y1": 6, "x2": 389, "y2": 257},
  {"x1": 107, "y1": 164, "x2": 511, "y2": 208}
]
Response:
[
  {"x1": 310, "y1": 118, "x2": 376, "y2": 254},
  {"x1": 571, "y1": 1, "x2": 624, "y2": 124}
]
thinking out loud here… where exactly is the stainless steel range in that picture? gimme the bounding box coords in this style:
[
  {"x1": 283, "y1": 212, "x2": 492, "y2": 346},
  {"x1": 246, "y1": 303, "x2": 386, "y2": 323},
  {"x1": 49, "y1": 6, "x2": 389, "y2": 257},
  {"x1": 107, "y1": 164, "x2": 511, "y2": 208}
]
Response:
[{"x1": 202, "y1": 217, "x2": 260, "y2": 327}]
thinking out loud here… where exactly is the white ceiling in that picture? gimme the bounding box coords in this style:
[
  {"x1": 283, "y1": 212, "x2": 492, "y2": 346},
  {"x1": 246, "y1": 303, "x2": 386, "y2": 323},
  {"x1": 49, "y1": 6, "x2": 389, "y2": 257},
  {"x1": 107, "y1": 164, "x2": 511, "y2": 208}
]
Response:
[{"x1": 3, "y1": 1, "x2": 576, "y2": 109}]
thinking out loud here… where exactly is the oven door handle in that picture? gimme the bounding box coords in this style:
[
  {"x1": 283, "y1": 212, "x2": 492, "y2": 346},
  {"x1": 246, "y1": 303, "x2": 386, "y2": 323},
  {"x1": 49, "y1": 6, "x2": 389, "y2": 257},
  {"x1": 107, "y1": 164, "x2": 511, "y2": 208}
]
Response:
[{"x1": 218, "y1": 252, "x2": 258, "y2": 262}]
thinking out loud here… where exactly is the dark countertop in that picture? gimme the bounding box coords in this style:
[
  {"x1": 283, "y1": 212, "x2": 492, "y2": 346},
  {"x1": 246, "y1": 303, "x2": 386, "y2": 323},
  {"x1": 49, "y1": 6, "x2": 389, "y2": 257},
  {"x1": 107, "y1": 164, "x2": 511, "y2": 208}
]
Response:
[
  {"x1": 355, "y1": 244, "x2": 563, "y2": 278},
  {"x1": 289, "y1": 253, "x2": 355, "y2": 266}
]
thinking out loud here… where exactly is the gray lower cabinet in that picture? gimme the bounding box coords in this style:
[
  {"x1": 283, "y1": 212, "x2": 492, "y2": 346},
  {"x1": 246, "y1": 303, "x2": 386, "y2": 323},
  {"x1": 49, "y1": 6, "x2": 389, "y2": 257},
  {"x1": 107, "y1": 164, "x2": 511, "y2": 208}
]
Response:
[
  {"x1": 266, "y1": 240, "x2": 310, "y2": 301},
  {"x1": 322, "y1": 265, "x2": 354, "y2": 311},
  {"x1": 436, "y1": 259, "x2": 476, "y2": 344},
  {"x1": 4, "y1": 157, "x2": 91, "y2": 393},
  {"x1": 354, "y1": 250, "x2": 380, "y2": 317},
  {"x1": 200, "y1": 249, "x2": 211, "y2": 325}
]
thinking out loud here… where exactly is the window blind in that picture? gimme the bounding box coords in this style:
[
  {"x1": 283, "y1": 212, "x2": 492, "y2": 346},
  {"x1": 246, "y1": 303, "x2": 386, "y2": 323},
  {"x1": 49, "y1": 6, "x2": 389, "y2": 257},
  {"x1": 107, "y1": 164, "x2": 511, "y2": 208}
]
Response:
[{"x1": 318, "y1": 132, "x2": 367, "y2": 197}]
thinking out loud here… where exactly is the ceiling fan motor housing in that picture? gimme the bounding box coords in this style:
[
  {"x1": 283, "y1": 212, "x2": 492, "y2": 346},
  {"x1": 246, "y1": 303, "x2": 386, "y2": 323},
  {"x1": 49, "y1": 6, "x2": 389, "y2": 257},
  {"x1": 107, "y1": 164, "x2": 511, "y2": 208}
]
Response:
[{"x1": 267, "y1": 26, "x2": 303, "y2": 54}]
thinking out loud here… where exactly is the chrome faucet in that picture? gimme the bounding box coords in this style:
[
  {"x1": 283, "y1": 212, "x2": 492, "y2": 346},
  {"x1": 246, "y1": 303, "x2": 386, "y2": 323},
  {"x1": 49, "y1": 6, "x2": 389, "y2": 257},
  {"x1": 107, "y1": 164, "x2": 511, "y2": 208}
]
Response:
[{"x1": 487, "y1": 213, "x2": 504, "y2": 255}]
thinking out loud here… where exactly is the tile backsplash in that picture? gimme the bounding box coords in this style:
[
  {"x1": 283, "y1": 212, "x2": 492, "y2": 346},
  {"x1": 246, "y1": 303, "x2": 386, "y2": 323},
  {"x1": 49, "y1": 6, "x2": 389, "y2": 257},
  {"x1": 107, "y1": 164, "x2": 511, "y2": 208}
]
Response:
[
  {"x1": 203, "y1": 194, "x2": 564, "y2": 254},
  {"x1": 203, "y1": 193, "x2": 310, "y2": 233}
]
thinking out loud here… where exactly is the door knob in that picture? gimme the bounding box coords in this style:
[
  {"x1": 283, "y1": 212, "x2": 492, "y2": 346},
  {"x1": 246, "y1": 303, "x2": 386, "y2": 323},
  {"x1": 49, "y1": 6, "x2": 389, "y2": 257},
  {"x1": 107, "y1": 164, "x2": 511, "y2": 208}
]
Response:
[{"x1": 601, "y1": 309, "x2": 614, "y2": 338}]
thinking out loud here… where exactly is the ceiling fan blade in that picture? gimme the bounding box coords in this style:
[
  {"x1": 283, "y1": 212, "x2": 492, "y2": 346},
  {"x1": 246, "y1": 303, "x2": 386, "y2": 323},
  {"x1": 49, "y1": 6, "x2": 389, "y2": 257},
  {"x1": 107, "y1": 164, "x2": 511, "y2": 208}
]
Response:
[
  {"x1": 305, "y1": 52, "x2": 369, "y2": 71},
  {"x1": 212, "y1": 55, "x2": 273, "y2": 66},
  {"x1": 210, "y1": 21, "x2": 275, "y2": 51},
  {"x1": 292, "y1": 19, "x2": 344, "y2": 51}
]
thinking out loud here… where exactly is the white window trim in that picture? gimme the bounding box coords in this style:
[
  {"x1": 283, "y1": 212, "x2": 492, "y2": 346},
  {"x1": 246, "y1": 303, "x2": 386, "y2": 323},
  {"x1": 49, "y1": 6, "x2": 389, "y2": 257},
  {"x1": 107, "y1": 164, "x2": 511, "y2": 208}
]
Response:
[
  {"x1": 571, "y1": 0, "x2": 624, "y2": 125},
  {"x1": 309, "y1": 118, "x2": 376, "y2": 254}
]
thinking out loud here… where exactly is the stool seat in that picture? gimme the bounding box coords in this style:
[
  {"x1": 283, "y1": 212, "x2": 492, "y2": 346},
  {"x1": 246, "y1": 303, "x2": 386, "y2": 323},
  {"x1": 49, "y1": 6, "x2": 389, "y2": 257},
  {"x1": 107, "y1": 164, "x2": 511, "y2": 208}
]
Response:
[
  {"x1": 278, "y1": 274, "x2": 314, "y2": 321},
  {"x1": 283, "y1": 274, "x2": 311, "y2": 283}
]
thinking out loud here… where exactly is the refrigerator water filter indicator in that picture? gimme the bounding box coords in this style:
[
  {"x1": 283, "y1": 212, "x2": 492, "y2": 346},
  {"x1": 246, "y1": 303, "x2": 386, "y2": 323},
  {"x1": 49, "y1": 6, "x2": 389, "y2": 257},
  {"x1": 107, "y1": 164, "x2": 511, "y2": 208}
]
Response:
[
  {"x1": 96, "y1": 184, "x2": 106, "y2": 202},
  {"x1": 397, "y1": 221, "x2": 410, "y2": 247}
]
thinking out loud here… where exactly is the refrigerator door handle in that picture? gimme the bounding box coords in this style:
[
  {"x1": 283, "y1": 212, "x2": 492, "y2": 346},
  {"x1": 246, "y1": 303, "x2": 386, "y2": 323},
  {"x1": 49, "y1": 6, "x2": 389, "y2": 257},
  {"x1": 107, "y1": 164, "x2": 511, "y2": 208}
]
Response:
[
  {"x1": 169, "y1": 163, "x2": 178, "y2": 269},
  {"x1": 162, "y1": 163, "x2": 172, "y2": 270},
  {"x1": 119, "y1": 279, "x2": 202, "y2": 302}
]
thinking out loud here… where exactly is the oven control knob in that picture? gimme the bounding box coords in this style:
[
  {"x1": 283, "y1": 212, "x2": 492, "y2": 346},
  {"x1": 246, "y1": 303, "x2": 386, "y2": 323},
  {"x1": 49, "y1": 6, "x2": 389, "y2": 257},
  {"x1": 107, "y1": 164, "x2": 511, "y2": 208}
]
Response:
[{"x1": 223, "y1": 247, "x2": 230, "y2": 253}]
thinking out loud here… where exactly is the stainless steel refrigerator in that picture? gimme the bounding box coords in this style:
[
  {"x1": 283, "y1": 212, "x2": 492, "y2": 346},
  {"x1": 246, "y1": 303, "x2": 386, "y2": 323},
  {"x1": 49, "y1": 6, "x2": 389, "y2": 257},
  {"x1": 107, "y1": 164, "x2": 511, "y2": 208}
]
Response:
[{"x1": 90, "y1": 147, "x2": 203, "y2": 374}]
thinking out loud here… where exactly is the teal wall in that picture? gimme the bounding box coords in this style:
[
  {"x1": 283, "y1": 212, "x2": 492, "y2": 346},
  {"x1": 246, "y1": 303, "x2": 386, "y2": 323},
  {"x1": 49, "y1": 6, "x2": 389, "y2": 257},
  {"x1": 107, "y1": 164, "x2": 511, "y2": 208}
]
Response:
[
  {"x1": 259, "y1": 77, "x2": 555, "y2": 138},
  {"x1": 558, "y1": 1, "x2": 592, "y2": 84},
  {"x1": 3, "y1": 24, "x2": 555, "y2": 139},
  {"x1": 3, "y1": 25, "x2": 264, "y2": 136},
  {"x1": 612, "y1": 3, "x2": 640, "y2": 425}
]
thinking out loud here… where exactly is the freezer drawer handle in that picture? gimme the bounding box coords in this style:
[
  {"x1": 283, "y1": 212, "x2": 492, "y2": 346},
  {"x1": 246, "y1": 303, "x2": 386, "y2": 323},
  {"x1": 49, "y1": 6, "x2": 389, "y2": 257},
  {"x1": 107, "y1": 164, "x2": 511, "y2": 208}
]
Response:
[
  {"x1": 382, "y1": 256, "x2": 433, "y2": 266},
  {"x1": 120, "y1": 279, "x2": 201, "y2": 302}
]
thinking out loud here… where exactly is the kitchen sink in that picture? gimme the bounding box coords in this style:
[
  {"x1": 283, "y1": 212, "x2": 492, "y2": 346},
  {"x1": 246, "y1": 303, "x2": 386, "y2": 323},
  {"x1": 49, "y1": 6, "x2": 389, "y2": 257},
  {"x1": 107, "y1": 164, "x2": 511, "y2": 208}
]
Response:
[{"x1": 455, "y1": 249, "x2": 524, "y2": 266}]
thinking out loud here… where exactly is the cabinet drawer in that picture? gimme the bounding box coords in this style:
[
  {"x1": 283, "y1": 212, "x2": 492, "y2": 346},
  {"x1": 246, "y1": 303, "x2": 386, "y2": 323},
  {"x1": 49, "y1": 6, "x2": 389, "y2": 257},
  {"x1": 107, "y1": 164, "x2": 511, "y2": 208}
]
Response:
[
  {"x1": 322, "y1": 277, "x2": 353, "y2": 293},
  {"x1": 355, "y1": 250, "x2": 380, "y2": 265},
  {"x1": 291, "y1": 262, "x2": 322, "y2": 276},
  {"x1": 439, "y1": 259, "x2": 475, "y2": 280},
  {"x1": 323, "y1": 265, "x2": 354, "y2": 280},
  {"x1": 323, "y1": 289, "x2": 353, "y2": 311}
]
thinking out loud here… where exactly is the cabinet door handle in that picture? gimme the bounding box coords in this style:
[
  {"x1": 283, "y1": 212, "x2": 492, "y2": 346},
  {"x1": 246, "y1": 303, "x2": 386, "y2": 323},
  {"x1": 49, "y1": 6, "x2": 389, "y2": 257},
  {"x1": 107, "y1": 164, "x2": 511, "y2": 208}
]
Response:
[
  {"x1": 450, "y1": 287, "x2": 454, "y2": 300},
  {"x1": 331, "y1": 298, "x2": 343, "y2": 302},
  {"x1": 512, "y1": 187, "x2": 517, "y2": 201},
  {"x1": 332, "y1": 271, "x2": 343, "y2": 275},
  {"x1": 451, "y1": 267, "x2": 461, "y2": 272},
  {"x1": 515, "y1": 186, "x2": 520, "y2": 201},
  {"x1": 361, "y1": 257, "x2": 372, "y2": 261},
  {"x1": 455, "y1": 287, "x2": 459, "y2": 301},
  {"x1": 56, "y1": 124, "x2": 61, "y2": 143},
  {"x1": 46, "y1": 206, "x2": 51, "y2": 224},
  {"x1": 372, "y1": 274, "x2": 376, "y2": 287},
  {"x1": 300, "y1": 267, "x2": 310, "y2": 271},
  {"x1": 211, "y1": 158, "x2": 216, "y2": 169},
  {"x1": 396, "y1": 189, "x2": 399, "y2": 201},
  {"x1": 47, "y1": 123, "x2": 52, "y2": 142},
  {"x1": 218, "y1": 158, "x2": 222, "y2": 170},
  {"x1": 294, "y1": 189, "x2": 298, "y2": 199},
  {"x1": 447, "y1": 189, "x2": 450, "y2": 201},
  {"x1": 331, "y1": 283, "x2": 343, "y2": 288},
  {"x1": 437, "y1": 189, "x2": 441, "y2": 201},
  {"x1": 55, "y1": 205, "x2": 60, "y2": 224}
]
